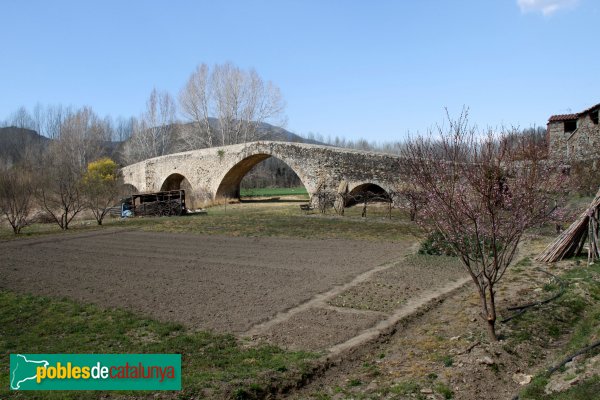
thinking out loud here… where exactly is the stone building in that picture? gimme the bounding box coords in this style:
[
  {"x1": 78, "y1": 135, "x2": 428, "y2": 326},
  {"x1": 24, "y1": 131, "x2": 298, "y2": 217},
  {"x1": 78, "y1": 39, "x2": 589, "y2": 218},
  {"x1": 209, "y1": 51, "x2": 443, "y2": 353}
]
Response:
[{"x1": 548, "y1": 102, "x2": 600, "y2": 160}]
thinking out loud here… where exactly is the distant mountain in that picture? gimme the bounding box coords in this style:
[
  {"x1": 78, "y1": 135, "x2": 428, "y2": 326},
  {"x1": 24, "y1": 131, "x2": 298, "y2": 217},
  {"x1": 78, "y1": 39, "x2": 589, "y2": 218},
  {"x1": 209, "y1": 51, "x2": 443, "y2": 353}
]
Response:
[
  {"x1": 1, "y1": 121, "x2": 324, "y2": 167},
  {"x1": 113, "y1": 119, "x2": 325, "y2": 163},
  {"x1": 0, "y1": 126, "x2": 50, "y2": 166},
  {"x1": 255, "y1": 121, "x2": 324, "y2": 145},
  {"x1": 165, "y1": 119, "x2": 324, "y2": 147}
]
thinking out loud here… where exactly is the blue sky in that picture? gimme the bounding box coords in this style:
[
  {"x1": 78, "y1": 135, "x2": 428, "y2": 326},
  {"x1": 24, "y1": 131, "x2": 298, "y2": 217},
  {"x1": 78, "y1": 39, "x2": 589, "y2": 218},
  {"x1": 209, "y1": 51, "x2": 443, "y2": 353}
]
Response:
[{"x1": 1, "y1": 0, "x2": 598, "y2": 142}]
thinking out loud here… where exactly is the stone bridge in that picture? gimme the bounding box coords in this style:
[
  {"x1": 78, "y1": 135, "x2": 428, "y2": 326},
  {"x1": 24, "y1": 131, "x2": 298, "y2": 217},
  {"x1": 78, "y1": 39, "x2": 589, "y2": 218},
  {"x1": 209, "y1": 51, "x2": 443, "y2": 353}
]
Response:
[{"x1": 121, "y1": 141, "x2": 404, "y2": 207}]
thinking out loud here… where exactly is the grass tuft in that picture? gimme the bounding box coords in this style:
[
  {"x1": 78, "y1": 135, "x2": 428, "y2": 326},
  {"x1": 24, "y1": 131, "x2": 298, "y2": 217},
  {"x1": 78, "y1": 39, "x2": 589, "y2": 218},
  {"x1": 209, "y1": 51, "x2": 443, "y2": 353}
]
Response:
[{"x1": 0, "y1": 290, "x2": 318, "y2": 399}]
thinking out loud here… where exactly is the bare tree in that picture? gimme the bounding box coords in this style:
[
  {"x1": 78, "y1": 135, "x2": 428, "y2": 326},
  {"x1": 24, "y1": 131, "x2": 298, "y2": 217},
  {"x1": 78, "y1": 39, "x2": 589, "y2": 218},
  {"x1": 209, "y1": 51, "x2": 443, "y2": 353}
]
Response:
[
  {"x1": 0, "y1": 167, "x2": 36, "y2": 234},
  {"x1": 178, "y1": 62, "x2": 286, "y2": 149},
  {"x1": 35, "y1": 107, "x2": 108, "y2": 230},
  {"x1": 9, "y1": 106, "x2": 34, "y2": 129},
  {"x1": 401, "y1": 110, "x2": 565, "y2": 341},
  {"x1": 31, "y1": 103, "x2": 46, "y2": 136},
  {"x1": 123, "y1": 88, "x2": 176, "y2": 163},
  {"x1": 58, "y1": 106, "x2": 111, "y2": 170},
  {"x1": 38, "y1": 152, "x2": 84, "y2": 230},
  {"x1": 179, "y1": 64, "x2": 214, "y2": 148},
  {"x1": 115, "y1": 116, "x2": 135, "y2": 142},
  {"x1": 44, "y1": 104, "x2": 69, "y2": 139},
  {"x1": 390, "y1": 184, "x2": 426, "y2": 221}
]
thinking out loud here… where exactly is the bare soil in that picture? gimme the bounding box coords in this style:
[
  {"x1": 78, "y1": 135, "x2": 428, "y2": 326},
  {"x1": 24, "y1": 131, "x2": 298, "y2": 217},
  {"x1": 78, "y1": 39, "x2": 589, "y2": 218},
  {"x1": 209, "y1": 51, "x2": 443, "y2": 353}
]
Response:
[{"x1": 0, "y1": 229, "x2": 412, "y2": 334}]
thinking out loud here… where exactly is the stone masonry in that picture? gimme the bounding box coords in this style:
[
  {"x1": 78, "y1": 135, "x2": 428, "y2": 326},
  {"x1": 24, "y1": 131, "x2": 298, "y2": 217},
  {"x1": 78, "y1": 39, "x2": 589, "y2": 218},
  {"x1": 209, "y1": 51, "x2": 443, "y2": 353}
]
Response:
[
  {"x1": 548, "y1": 102, "x2": 600, "y2": 161},
  {"x1": 121, "y1": 141, "x2": 404, "y2": 206}
]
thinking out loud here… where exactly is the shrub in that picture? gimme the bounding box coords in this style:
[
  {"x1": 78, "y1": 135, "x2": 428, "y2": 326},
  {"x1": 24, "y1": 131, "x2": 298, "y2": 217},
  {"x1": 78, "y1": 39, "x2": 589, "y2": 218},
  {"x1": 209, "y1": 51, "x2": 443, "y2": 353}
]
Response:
[{"x1": 419, "y1": 231, "x2": 456, "y2": 256}]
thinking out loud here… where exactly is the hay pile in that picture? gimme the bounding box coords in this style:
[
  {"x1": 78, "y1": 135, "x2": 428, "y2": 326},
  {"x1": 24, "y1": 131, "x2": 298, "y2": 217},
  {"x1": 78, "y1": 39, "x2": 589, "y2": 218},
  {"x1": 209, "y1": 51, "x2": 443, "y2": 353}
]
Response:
[{"x1": 536, "y1": 187, "x2": 600, "y2": 263}]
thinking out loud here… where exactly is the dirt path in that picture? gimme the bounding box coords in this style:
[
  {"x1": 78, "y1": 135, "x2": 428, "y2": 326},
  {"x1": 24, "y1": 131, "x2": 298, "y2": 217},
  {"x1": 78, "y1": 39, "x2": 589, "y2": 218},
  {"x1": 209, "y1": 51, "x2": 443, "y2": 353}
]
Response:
[
  {"x1": 245, "y1": 254, "x2": 468, "y2": 354},
  {"x1": 288, "y1": 237, "x2": 579, "y2": 400},
  {"x1": 243, "y1": 259, "x2": 405, "y2": 337}
]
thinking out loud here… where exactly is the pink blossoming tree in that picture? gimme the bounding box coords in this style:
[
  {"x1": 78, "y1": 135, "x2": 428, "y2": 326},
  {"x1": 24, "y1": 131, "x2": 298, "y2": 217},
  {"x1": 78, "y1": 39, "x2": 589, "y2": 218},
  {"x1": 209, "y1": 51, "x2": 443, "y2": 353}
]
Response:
[{"x1": 402, "y1": 110, "x2": 565, "y2": 340}]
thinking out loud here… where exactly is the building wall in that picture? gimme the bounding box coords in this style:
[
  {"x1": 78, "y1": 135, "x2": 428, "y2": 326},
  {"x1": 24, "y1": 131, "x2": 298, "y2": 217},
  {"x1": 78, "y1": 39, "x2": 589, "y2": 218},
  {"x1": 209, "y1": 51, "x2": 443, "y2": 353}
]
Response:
[
  {"x1": 548, "y1": 121, "x2": 569, "y2": 160},
  {"x1": 548, "y1": 111, "x2": 600, "y2": 161},
  {"x1": 566, "y1": 114, "x2": 600, "y2": 160}
]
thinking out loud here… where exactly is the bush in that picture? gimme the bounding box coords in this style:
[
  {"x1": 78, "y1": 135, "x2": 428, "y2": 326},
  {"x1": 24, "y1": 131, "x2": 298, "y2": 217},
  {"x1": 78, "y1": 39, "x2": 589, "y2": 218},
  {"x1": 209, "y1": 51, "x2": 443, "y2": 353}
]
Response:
[{"x1": 418, "y1": 231, "x2": 456, "y2": 256}]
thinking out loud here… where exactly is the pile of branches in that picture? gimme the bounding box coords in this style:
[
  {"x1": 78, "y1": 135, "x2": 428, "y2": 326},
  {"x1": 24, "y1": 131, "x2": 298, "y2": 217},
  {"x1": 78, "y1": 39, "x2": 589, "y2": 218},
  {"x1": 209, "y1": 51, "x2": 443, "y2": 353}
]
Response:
[
  {"x1": 536, "y1": 186, "x2": 600, "y2": 263},
  {"x1": 135, "y1": 199, "x2": 184, "y2": 217}
]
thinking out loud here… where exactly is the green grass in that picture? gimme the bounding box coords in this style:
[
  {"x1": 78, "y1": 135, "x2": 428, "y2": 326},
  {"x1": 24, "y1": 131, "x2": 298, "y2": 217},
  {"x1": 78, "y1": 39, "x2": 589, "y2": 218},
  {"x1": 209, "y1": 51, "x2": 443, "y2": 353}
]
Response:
[
  {"x1": 117, "y1": 202, "x2": 418, "y2": 242},
  {"x1": 521, "y1": 376, "x2": 600, "y2": 400},
  {"x1": 347, "y1": 378, "x2": 362, "y2": 387},
  {"x1": 239, "y1": 186, "x2": 308, "y2": 198},
  {"x1": 1, "y1": 203, "x2": 419, "y2": 242},
  {"x1": 435, "y1": 382, "x2": 454, "y2": 399},
  {"x1": 440, "y1": 354, "x2": 454, "y2": 367},
  {"x1": 389, "y1": 380, "x2": 422, "y2": 395},
  {"x1": 515, "y1": 262, "x2": 600, "y2": 399},
  {"x1": 0, "y1": 220, "x2": 108, "y2": 241},
  {"x1": 0, "y1": 290, "x2": 318, "y2": 399},
  {"x1": 512, "y1": 256, "x2": 532, "y2": 273}
]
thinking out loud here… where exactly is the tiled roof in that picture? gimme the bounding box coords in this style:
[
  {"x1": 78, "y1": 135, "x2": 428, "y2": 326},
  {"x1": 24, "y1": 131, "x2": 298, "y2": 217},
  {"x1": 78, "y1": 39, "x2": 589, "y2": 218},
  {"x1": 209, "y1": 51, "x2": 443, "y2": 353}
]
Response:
[
  {"x1": 548, "y1": 102, "x2": 600, "y2": 122},
  {"x1": 548, "y1": 113, "x2": 578, "y2": 122}
]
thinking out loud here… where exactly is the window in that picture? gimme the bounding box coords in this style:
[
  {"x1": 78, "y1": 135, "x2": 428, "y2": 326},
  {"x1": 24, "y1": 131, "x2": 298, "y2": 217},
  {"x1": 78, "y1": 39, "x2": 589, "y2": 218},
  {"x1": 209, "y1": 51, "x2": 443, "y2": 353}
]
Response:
[
  {"x1": 591, "y1": 110, "x2": 599, "y2": 125},
  {"x1": 564, "y1": 119, "x2": 577, "y2": 133}
]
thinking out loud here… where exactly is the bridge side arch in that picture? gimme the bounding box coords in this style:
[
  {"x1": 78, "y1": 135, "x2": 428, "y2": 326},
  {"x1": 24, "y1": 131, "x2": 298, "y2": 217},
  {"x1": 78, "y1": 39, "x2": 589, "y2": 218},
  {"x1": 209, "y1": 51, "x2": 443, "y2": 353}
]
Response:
[
  {"x1": 345, "y1": 182, "x2": 391, "y2": 207},
  {"x1": 159, "y1": 172, "x2": 197, "y2": 207},
  {"x1": 215, "y1": 152, "x2": 312, "y2": 199},
  {"x1": 160, "y1": 173, "x2": 192, "y2": 191}
]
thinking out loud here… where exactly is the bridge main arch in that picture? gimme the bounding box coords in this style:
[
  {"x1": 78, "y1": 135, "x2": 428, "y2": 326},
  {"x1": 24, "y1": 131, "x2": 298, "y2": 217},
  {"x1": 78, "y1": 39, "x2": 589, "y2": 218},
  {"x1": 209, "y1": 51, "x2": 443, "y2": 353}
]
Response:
[{"x1": 215, "y1": 151, "x2": 311, "y2": 200}]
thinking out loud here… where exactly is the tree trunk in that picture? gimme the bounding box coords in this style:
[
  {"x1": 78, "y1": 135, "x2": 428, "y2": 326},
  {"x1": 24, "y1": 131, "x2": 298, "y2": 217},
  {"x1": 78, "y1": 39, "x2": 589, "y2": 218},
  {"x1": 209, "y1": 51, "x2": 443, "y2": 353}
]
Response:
[
  {"x1": 486, "y1": 318, "x2": 497, "y2": 341},
  {"x1": 486, "y1": 283, "x2": 498, "y2": 341},
  {"x1": 410, "y1": 209, "x2": 416, "y2": 221},
  {"x1": 473, "y1": 275, "x2": 499, "y2": 342}
]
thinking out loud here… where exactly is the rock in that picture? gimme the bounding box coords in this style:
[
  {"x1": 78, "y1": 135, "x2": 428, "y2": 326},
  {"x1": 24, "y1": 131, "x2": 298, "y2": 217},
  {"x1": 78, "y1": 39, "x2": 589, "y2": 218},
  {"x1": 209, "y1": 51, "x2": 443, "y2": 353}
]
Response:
[
  {"x1": 477, "y1": 356, "x2": 495, "y2": 365},
  {"x1": 572, "y1": 354, "x2": 586, "y2": 363},
  {"x1": 545, "y1": 376, "x2": 581, "y2": 394},
  {"x1": 420, "y1": 387, "x2": 433, "y2": 394},
  {"x1": 569, "y1": 376, "x2": 581, "y2": 386},
  {"x1": 512, "y1": 373, "x2": 532, "y2": 385},
  {"x1": 450, "y1": 335, "x2": 461, "y2": 341}
]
